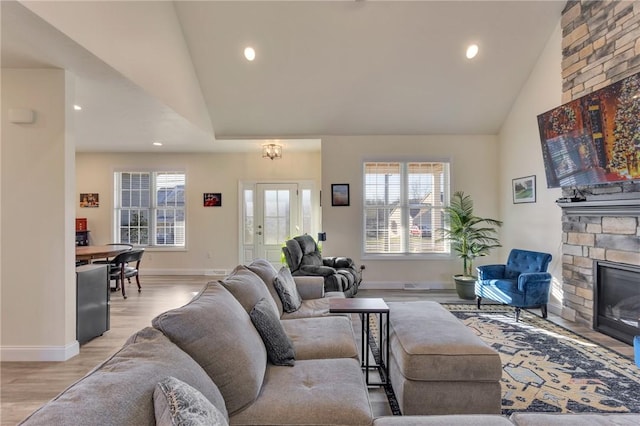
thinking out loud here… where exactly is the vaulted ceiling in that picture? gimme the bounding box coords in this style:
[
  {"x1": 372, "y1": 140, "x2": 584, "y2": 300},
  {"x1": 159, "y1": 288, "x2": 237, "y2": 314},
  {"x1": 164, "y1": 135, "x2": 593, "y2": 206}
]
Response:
[{"x1": 1, "y1": 1, "x2": 565, "y2": 152}]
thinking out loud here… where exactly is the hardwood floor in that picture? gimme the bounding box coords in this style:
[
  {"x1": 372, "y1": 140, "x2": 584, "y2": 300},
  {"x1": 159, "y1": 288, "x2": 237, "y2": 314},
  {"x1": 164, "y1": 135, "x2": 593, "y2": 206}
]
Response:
[
  {"x1": 1, "y1": 275, "x2": 209, "y2": 425},
  {"x1": 1, "y1": 278, "x2": 634, "y2": 425}
]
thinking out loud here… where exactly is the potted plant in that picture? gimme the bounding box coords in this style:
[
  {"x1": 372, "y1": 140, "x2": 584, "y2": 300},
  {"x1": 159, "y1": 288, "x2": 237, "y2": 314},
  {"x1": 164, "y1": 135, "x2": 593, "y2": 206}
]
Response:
[{"x1": 439, "y1": 191, "x2": 502, "y2": 299}]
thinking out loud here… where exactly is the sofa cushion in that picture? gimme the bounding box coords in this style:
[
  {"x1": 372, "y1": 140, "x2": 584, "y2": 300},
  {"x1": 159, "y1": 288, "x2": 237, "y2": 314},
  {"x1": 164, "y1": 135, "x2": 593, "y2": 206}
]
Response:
[
  {"x1": 280, "y1": 316, "x2": 358, "y2": 360},
  {"x1": 220, "y1": 264, "x2": 279, "y2": 318},
  {"x1": 373, "y1": 415, "x2": 513, "y2": 425},
  {"x1": 246, "y1": 259, "x2": 284, "y2": 316},
  {"x1": 250, "y1": 298, "x2": 296, "y2": 366},
  {"x1": 154, "y1": 376, "x2": 229, "y2": 426},
  {"x1": 229, "y1": 358, "x2": 373, "y2": 425},
  {"x1": 152, "y1": 282, "x2": 267, "y2": 416},
  {"x1": 19, "y1": 327, "x2": 228, "y2": 426},
  {"x1": 296, "y1": 234, "x2": 318, "y2": 255},
  {"x1": 280, "y1": 295, "x2": 347, "y2": 320},
  {"x1": 274, "y1": 267, "x2": 302, "y2": 312},
  {"x1": 284, "y1": 239, "x2": 303, "y2": 272}
]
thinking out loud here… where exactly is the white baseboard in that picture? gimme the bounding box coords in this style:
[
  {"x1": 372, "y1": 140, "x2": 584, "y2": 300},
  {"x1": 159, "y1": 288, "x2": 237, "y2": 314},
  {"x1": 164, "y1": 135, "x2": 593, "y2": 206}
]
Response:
[
  {"x1": 548, "y1": 302, "x2": 562, "y2": 316},
  {"x1": 1, "y1": 341, "x2": 79, "y2": 362},
  {"x1": 140, "y1": 269, "x2": 227, "y2": 276},
  {"x1": 359, "y1": 281, "x2": 453, "y2": 291}
]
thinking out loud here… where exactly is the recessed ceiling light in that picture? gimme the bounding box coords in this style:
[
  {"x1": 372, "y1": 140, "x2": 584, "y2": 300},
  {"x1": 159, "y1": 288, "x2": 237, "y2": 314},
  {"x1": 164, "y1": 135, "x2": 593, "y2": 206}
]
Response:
[
  {"x1": 152, "y1": 141, "x2": 163, "y2": 146},
  {"x1": 74, "y1": 104, "x2": 82, "y2": 110},
  {"x1": 466, "y1": 44, "x2": 479, "y2": 59},
  {"x1": 244, "y1": 46, "x2": 256, "y2": 61}
]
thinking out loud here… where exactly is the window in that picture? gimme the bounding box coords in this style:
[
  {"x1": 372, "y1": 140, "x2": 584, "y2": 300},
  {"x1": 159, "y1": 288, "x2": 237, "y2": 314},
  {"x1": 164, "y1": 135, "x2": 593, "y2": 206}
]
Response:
[
  {"x1": 363, "y1": 161, "x2": 449, "y2": 255},
  {"x1": 114, "y1": 171, "x2": 186, "y2": 247}
]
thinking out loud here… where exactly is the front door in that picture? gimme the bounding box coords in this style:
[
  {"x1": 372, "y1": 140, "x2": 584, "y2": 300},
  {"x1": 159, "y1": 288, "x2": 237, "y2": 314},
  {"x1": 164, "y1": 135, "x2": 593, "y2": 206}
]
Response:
[{"x1": 241, "y1": 183, "x2": 299, "y2": 266}]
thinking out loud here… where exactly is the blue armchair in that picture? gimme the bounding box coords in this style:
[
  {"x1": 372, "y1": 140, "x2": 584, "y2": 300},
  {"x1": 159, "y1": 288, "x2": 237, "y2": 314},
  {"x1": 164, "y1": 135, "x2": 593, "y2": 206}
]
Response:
[{"x1": 475, "y1": 249, "x2": 552, "y2": 321}]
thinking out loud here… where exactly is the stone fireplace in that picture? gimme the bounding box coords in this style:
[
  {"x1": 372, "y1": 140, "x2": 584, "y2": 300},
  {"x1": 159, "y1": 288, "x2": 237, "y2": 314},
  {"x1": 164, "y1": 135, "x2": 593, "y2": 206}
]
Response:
[
  {"x1": 558, "y1": 195, "x2": 640, "y2": 335},
  {"x1": 558, "y1": 1, "x2": 640, "y2": 341}
]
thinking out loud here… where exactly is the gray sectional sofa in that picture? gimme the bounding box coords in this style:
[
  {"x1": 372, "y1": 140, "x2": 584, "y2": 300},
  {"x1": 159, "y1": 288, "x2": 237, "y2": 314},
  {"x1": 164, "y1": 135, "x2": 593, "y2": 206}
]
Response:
[{"x1": 19, "y1": 259, "x2": 640, "y2": 425}]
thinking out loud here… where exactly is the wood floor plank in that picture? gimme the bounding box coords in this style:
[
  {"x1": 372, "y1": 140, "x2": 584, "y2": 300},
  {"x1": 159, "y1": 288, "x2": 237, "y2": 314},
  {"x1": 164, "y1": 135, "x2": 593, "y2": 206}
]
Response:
[
  {"x1": 1, "y1": 275, "x2": 211, "y2": 425},
  {"x1": 1, "y1": 279, "x2": 633, "y2": 425}
]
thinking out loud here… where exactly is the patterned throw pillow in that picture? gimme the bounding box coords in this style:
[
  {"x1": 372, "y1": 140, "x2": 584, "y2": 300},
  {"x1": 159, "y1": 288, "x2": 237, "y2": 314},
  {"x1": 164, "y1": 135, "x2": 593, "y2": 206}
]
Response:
[
  {"x1": 273, "y1": 267, "x2": 302, "y2": 312},
  {"x1": 249, "y1": 298, "x2": 296, "y2": 366},
  {"x1": 154, "y1": 376, "x2": 228, "y2": 426}
]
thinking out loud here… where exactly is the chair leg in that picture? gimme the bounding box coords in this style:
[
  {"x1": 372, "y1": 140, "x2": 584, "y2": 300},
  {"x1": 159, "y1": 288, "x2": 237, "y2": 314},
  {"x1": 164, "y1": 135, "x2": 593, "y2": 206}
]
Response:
[
  {"x1": 515, "y1": 307, "x2": 521, "y2": 322},
  {"x1": 120, "y1": 268, "x2": 127, "y2": 299},
  {"x1": 541, "y1": 304, "x2": 548, "y2": 319},
  {"x1": 136, "y1": 274, "x2": 141, "y2": 292},
  {"x1": 476, "y1": 296, "x2": 482, "y2": 309}
]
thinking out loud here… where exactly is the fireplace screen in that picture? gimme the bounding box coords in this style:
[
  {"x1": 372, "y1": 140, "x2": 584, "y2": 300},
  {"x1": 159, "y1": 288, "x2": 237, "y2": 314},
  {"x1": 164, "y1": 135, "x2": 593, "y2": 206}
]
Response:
[{"x1": 595, "y1": 261, "x2": 640, "y2": 345}]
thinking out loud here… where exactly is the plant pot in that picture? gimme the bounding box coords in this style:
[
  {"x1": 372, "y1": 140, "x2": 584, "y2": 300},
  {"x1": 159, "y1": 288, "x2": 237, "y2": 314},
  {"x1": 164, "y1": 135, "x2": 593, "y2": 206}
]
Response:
[{"x1": 453, "y1": 275, "x2": 477, "y2": 300}]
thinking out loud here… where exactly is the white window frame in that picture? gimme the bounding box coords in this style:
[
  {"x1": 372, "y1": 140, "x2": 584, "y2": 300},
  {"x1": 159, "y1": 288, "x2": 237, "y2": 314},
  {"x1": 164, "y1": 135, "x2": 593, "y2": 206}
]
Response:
[
  {"x1": 113, "y1": 170, "x2": 186, "y2": 248},
  {"x1": 362, "y1": 160, "x2": 451, "y2": 258}
]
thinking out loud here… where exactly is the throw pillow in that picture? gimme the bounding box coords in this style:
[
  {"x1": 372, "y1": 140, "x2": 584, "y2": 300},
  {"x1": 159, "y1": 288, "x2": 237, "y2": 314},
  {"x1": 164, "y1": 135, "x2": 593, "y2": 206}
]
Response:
[
  {"x1": 246, "y1": 259, "x2": 284, "y2": 317},
  {"x1": 219, "y1": 265, "x2": 280, "y2": 318},
  {"x1": 154, "y1": 376, "x2": 228, "y2": 426},
  {"x1": 273, "y1": 267, "x2": 302, "y2": 312},
  {"x1": 249, "y1": 298, "x2": 296, "y2": 366}
]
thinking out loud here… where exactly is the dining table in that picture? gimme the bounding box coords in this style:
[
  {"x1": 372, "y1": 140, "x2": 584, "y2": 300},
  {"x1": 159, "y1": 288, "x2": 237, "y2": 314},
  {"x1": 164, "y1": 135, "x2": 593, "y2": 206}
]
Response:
[{"x1": 75, "y1": 244, "x2": 133, "y2": 262}]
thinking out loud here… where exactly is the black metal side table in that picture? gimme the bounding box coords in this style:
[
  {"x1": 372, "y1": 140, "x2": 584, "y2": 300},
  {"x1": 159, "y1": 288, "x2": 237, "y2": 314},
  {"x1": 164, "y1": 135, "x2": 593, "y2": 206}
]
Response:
[{"x1": 329, "y1": 297, "x2": 390, "y2": 386}]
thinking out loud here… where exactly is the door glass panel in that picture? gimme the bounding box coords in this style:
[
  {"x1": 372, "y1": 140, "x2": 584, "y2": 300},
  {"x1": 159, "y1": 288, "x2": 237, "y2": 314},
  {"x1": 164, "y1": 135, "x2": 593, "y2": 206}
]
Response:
[
  {"x1": 265, "y1": 191, "x2": 277, "y2": 216},
  {"x1": 263, "y1": 190, "x2": 290, "y2": 245},
  {"x1": 244, "y1": 189, "x2": 254, "y2": 245},
  {"x1": 302, "y1": 189, "x2": 312, "y2": 234}
]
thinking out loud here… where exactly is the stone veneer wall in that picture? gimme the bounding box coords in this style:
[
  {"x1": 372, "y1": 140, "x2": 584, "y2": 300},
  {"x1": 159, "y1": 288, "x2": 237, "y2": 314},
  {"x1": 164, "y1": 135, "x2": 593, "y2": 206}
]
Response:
[
  {"x1": 561, "y1": 212, "x2": 640, "y2": 324},
  {"x1": 559, "y1": 1, "x2": 640, "y2": 325}
]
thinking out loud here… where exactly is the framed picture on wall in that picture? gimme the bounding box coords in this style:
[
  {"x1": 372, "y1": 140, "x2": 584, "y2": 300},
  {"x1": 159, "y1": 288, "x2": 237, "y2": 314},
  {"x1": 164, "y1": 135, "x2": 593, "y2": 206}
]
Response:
[
  {"x1": 203, "y1": 193, "x2": 222, "y2": 207},
  {"x1": 331, "y1": 184, "x2": 350, "y2": 206},
  {"x1": 512, "y1": 175, "x2": 536, "y2": 204},
  {"x1": 80, "y1": 193, "x2": 99, "y2": 208}
]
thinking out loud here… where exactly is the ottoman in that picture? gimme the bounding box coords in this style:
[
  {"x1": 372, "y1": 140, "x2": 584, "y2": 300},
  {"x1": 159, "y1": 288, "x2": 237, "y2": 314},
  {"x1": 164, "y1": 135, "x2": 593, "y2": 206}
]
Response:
[{"x1": 387, "y1": 301, "x2": 502, "y2": 415}]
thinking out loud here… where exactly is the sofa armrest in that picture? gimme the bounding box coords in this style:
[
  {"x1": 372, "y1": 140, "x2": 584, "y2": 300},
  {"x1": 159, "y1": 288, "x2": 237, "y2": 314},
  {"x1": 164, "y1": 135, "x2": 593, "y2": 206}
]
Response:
[
  {"x1": 517, "y1": 272, "x2": 552, "y2": 292},
  {"x1": 299, "y1": 265, "x2": 336, "y2": 276},
  {"x1": 477, "y1": 264, "x2": 506, "y2": 280},
  {"x1": 323, "y1": 256, "x2": 355, "y2": 269},
  {"x1": 293, "y1": 276, "x2": 325, "y2": 300}
]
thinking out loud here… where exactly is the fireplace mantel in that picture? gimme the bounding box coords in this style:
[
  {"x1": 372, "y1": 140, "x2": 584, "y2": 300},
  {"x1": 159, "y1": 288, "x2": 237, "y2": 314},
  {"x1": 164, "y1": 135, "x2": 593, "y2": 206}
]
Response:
[{"x1": 557, "y1": 198, "x2": 640, "y2": 217}]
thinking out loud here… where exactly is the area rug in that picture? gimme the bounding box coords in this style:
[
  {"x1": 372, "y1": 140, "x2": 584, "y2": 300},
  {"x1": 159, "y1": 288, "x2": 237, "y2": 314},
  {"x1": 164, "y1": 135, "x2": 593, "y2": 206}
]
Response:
[{"x1": 442, "y1": 304, "x2": 640, "y2": 415}]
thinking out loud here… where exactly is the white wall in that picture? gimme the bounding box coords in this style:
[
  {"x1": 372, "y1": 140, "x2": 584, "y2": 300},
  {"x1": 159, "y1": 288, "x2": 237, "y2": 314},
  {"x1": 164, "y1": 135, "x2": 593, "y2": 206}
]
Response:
[
  {"x1": 78, "y1": 134, "x2": 500, "y2": 289},
  {"x1": 321, "y1": 135, "x2": 500, "y2": 289},
  {"x1": 76, "y1": 150, "x2": 321, "y2": 274},
  {"x1": 21, "y1": 1, "x2": 213, "y2": 134},
  {"x1": 1, "y1": 69, "x2": 78, "y2": 361},
  {"x1": 498, "y1": 22, "x2": 564, "y2": 311}
]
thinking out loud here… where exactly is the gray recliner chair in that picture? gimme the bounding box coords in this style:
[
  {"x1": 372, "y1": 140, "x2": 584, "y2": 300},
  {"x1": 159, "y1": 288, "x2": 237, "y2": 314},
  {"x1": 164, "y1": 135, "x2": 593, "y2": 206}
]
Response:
[{"x1": 282, "y1": 235, "x2": 361, "y2": 297}]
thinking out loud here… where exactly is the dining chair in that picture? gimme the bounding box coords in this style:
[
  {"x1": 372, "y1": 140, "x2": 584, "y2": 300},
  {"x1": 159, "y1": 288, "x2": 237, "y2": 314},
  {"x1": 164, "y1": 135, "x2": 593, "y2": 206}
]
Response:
[
  {"x1": 109, "y1": 248, "x2": 145, "y2": 299},
  {"x1": 93, "y1": 243, "x2": 134, "y2": 267}
]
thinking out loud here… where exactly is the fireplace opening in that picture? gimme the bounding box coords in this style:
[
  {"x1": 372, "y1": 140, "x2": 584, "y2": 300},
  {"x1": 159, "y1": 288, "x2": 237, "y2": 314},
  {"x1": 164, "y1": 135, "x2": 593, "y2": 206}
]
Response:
[{"x1": 594, "y1": 261, "x2": 640, "y2": 345}]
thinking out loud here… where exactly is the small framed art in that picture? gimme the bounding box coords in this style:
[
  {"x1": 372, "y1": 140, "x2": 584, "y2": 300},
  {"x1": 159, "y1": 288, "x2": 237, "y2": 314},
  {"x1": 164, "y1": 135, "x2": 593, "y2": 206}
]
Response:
[
  {"x1": 204, "y1": 193, "x2": 222, "y2": 207},
  {"x1": 331, "y1": 184, "x2": 350, "y2": 206},
  {"x1": 80, "y1": 193, "x2": 99, "y2": 208},
  {"x1": 512, "y1": 175, "x2": 536, "y2": 204}
]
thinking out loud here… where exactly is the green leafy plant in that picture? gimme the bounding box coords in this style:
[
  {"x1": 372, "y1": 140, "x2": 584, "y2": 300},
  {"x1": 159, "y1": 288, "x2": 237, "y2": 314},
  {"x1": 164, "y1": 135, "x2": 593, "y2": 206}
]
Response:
[{"x1": 439, "y1": 191, "x2": 502, "y2": 277}]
